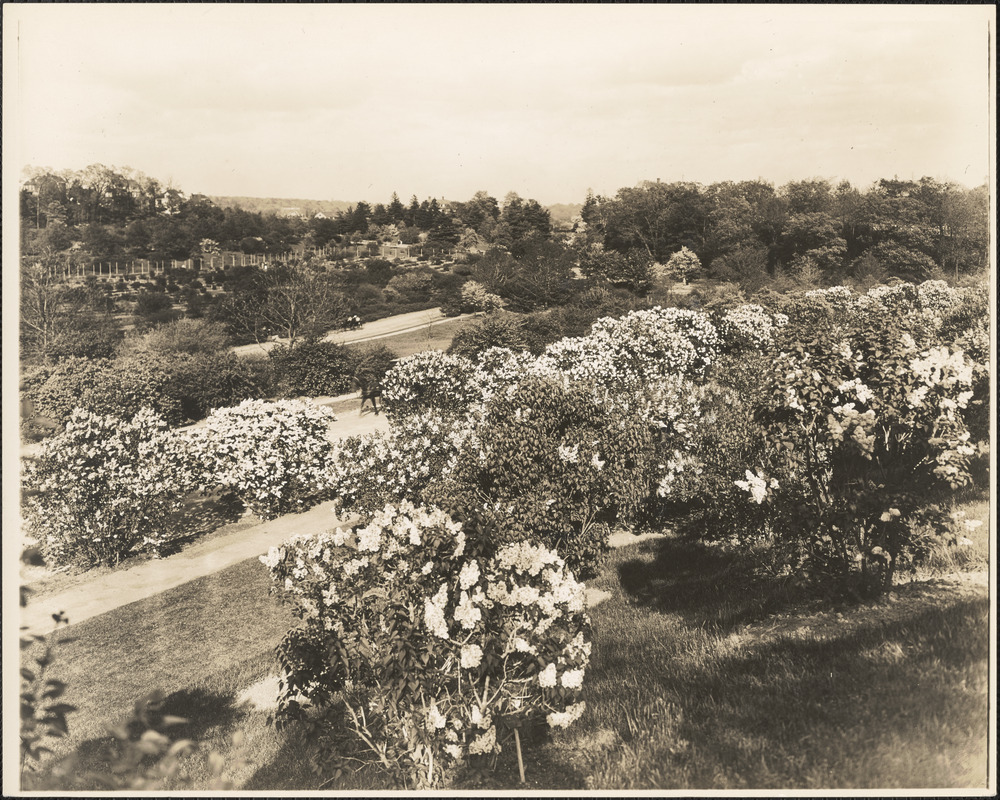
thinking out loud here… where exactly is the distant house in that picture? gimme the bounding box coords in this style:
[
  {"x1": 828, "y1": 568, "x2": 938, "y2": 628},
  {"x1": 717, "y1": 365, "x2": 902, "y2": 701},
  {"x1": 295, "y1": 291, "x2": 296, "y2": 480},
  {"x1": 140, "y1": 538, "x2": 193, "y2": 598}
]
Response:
[
  {"x1": 313, "y1": 211, "x2": 328, "y2": 220},
  {"x1": 278, "y1": 207, "x2": 306, "y2": 219}
]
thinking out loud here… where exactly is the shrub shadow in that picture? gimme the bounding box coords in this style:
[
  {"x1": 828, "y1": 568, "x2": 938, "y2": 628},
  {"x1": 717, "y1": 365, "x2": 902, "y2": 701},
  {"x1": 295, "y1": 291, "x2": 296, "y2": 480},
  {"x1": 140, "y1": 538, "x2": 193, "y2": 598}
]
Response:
[
  {"x1": 157, "y1": 492, "x2": 246, "y2": 555},
  {"x1": 640, "y1": 597, "x2": 989, "y2": 789},
  {"x1": 47, "y1": 687, "x2": 246, "y2": 790},
  {"x1": 616, "y1": 535, "x2": 807, "y2": 631}
]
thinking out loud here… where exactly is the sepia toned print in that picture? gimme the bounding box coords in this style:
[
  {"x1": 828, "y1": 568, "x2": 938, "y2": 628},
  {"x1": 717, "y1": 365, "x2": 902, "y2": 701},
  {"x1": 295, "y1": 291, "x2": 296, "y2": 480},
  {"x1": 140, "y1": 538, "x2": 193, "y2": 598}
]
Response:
[{"x1": 3, "y1": 3, "x2": 994, "y2": 794}]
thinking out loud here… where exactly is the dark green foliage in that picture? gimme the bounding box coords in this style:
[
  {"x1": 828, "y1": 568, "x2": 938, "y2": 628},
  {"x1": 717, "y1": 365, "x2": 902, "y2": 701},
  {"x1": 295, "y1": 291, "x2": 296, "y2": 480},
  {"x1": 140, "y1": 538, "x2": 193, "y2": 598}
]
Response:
[
  {"x1": 43, "y1": 318, "x2": 124, "y2": 362},
  {"x1": 426, "y1": 377, "x2": 656, "y2": 578},
  {"x1": 25, "y1": 356, "x2": 183, "y2": 425},
  {"x1": 350, "y1": 343, "x2": 397, "y2": 391},
  {"x1": 161, "y1": 352, "x2": 273, "y2": 421},
  {"x1": 448, "y1": 312, "x2": 529, "y2": 358},
  {"x1": 268, "y1": 340, "x2": 357, "y2": 398},
  {"x1": 134, "y1": 290, "x2": 175, "y2": 317}
]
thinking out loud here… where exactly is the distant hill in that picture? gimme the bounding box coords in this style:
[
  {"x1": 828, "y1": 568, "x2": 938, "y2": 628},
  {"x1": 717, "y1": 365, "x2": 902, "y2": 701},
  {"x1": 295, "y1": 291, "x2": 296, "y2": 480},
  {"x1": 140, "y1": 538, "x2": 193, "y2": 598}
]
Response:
[
  {"x1": 207, "y1": 196, "x2": 354, "y2": 217},
  {"x1": 208, "y1": 195, "x2": 583, "y2": 226},
  {"x1": 546, "y1": 203, "x2": 583, "y2": 225}
]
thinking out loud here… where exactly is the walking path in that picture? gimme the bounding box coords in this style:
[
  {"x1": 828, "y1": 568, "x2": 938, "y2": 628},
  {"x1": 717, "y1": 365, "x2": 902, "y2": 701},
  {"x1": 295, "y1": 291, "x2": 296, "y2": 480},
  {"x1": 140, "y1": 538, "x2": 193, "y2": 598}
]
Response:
[
  {"x1": 231, "y1": 308, "x2": 474, "y2": 358},
  {"x1": 19, "y1": 390, "x2": 666, "y2": 636},
  {"x1": 19, "y1": 409, "x2": 390, "y2": 636}
]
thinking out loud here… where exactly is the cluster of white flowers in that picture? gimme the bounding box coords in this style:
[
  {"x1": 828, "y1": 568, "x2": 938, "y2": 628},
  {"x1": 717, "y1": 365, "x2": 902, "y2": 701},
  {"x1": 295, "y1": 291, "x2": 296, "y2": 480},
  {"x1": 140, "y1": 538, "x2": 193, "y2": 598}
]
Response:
[
  {"x1": 907, "y1": 346, "x2": 974, "y2": 405},
  {"x1": 528, "y1": 307, "x2": 719, "y2": 396},
  {"x1": 529, "y1": 335, "x2": 622, "y2": 392},
  {"x1": 804, "y1": 285, "x2": 855, "y2": 308},
  {"x1": 835, "y1": 378, "x2": 874, "y2": 405},
  {"x1": 469, "y1": 347, "x2": 536, "y2": 404},
  {"x1": 264, "y1": 503, "x2": 591, "y2": 772},
  {"x1": 547, "y1": 701, "x2": 587, "y2": 729},
  {"x1": 23, "y1": 407, "x2": 193, "y2": 568},
  {"x1": 181, "y1": 399, "x2": 336, "y2": 519},
  {"x1": 826, "y1": 403, "x2": 877, "y2": 457},
  {"x1": 855, "y1": 283, "x2": 921, "y2": 317},
  {"x1": 655, "y1": 450, "x2": 702, "y2": 498},
  {"x1": 380, "y1": 350, "x2": 480, "y2": 418},
  {"x1": 915, "y1": 280, "x2": 961, "y2": 317},
  {"x1": 327, "y1": 412, "x2": 476, "y2": 513},
  {"x1": 734, "y1": 469, "x2": 778, "y2": 504},
  {"x1": 714, "y1": 303, "x2": 785, "y2": 351}
]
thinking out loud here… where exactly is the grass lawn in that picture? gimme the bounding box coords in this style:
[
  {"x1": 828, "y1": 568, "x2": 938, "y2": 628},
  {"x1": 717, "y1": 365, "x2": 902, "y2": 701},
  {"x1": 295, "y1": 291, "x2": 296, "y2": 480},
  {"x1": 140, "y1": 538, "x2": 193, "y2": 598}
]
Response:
[{"x1": 22, "y1": 493, "x2": 990, "y2": 791}]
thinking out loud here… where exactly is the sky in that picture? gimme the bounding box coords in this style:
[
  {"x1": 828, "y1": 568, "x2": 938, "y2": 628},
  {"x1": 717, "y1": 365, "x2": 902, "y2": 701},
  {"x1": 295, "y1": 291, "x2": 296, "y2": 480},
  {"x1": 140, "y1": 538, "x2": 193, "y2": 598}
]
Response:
[{"x1": 5, "y1": 3, "x2": 995, "y2": 206}]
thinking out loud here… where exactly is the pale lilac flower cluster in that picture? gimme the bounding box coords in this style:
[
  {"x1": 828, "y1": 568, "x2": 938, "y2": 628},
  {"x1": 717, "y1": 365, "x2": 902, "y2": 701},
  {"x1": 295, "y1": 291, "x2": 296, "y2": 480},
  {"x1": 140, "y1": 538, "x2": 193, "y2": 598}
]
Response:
[
  {"x1": 264, "y1": 503, "x2": 591, "y2": 770},
  {"x1": 734, "y1": 469, "x2": 778, "y2": 504},
  {"x1": 181, "y1": 398, "x2": 336, "y2": 519},
  {"x1": 23, "y1": 407, "x2": 192, "y2": 567},
  {"x1": 380, "y1": 350, "x2": 481, "y2": 418},
  {"x1": 326, "y1": 412, "x2": 476, "y2": 513},
  {"x1": 714, "y1": 303, "x2": 785, "y2": 351}
]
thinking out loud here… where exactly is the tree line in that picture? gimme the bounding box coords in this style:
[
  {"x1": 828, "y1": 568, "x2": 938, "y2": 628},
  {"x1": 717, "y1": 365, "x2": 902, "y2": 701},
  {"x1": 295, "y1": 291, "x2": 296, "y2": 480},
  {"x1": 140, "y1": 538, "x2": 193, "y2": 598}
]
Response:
[
  {"x1": 580, "y1": 177, "x2": 988, "y2": 286},
  {"x1": 22, "y1": 165, "x2": 988, "y2": 290},
  {"x1": 19, "y1": 164, "x2": 554, "y2": 264}
]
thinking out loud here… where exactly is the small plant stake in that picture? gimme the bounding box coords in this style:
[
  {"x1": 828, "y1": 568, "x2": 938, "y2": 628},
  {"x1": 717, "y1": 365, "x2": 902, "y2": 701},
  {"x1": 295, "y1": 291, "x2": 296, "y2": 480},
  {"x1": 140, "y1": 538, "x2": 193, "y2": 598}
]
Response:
[{"x1": 514, "y1": 726, "x2": 526, "y2": 784}]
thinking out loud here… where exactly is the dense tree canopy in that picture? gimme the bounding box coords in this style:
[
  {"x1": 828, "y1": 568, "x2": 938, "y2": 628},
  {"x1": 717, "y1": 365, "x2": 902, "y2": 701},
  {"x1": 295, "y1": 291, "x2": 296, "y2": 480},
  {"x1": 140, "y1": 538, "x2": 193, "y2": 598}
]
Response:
[
  {"x1": 19, "y1": 165, "x2": 988, "y2": 292},
  {"x1": 584, "y1": 176, "x2": 987, "y2": 286}
]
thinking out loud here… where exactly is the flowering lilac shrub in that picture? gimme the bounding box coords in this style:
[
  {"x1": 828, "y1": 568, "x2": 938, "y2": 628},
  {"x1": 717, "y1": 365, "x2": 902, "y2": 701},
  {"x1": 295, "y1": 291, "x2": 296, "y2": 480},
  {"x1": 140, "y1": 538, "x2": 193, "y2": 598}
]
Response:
[
  {"x1": 182, "y1": 399, "x2": 337, "y2": 519},
  {"x1": 644, "y1": 377, "x2": 710, "y2": 504},
  {"x1": 380, "y1": 350, "x2": 480, "y2": 419},
  {"x1": 712, "y1": 303, "x2": 788, "y2": 353},
  {"x1": 427, "y1": 376, "x2": 656, "y2": 578},
  {"x1": 803, "y1": 285, "x2": 855, "y2": 309},
  {"x1": 262, "y1": 502, "x2": 590, "y2": 788},
  {"x1": 740, "y1": 317, "x2": 980, "y2": 595},
  {"x1": 469, "y1": 347, "x2": 537, "y2": 404},
  {"x1": 326, "y1": 412, "x2": 478, "y2": 514},
  {"x1": 528, "y1": 306, "x2": 719, "y2": 396},
  {"x1": 587, "y1": 306, "x2": 719, "y2": 382},
  {"x1": 915, "y1": 279, "x2": 961, "y2": 317},
  {"x1": 527, "y1": 335, "x2": 620, "y2": 392},
  {"x1": 460, "y1": 280, "x2": 506, "y2": 313},
  {"x1": 22, "y1": 408, "x2": 191, "y2": 568}
]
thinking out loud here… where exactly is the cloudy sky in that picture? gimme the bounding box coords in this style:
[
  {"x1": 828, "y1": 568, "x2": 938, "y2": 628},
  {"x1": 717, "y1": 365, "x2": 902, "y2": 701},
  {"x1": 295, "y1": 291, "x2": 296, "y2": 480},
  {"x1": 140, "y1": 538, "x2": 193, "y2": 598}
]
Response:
[{"x1": 6, "y1": 3, "x2": 994, "y2": 205}]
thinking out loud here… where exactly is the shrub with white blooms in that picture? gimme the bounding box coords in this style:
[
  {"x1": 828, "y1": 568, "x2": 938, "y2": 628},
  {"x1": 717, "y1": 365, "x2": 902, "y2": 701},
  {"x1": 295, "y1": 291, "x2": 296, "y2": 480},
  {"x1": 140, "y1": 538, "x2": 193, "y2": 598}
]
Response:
[
  {"x1": 469, "y1": 347, "x2": 537, "y2": 404},
  {"x1": 326, "y1": 412, "x2": 478, "y2": 514},
  {"x1": 181, "y1": 398, "x2": 337, "y2": 519},
  {"x1": 263, "y1": 501, "x2": 590, "y2": 788},
  {"x1": 380, "y1": 350, "x2": 481, "y2": 419},
  {"x1": 713, "y1": 303, "x2": 787, "y2": 353},
  {"x1": 529, "y1": 306, "x2": 719, "y2": 395},
  {"x1": 22, "y1": 407, "x2": 192, "y2": 568},
  {"x1": 746, "y1": 316, "x2": 981, "y2": 595}
]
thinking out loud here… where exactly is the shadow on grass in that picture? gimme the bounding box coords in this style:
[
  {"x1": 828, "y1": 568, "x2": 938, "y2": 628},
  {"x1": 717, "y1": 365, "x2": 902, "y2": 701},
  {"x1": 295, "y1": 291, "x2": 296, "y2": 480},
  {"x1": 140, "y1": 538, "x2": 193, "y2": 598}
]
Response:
[
  {"x1": 244, "y1": 707, "x2": 586, "y2": 791},
  {"x1": 616, "y1": 536, "x2": 807, "y2": 631},
  {"x1": 45, "y1": 687, "x2": 247, "y2": 791},
  {"x1": 243, "y1": 705, "x2": 389, "y2": 792},
  {"x1": 588, "y1": 591, "x2": 989, "y2": 789},
  {"x1": 156, "y1": 492, "x2": 246, "y2": 555}
]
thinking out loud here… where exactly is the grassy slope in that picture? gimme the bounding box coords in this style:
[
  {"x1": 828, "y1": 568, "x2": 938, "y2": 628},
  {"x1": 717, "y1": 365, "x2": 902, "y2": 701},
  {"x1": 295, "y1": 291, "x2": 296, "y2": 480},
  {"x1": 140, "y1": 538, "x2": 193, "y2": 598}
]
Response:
[{"x1": 24, "y1": 519, "x2": 989, "y2": 791}]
